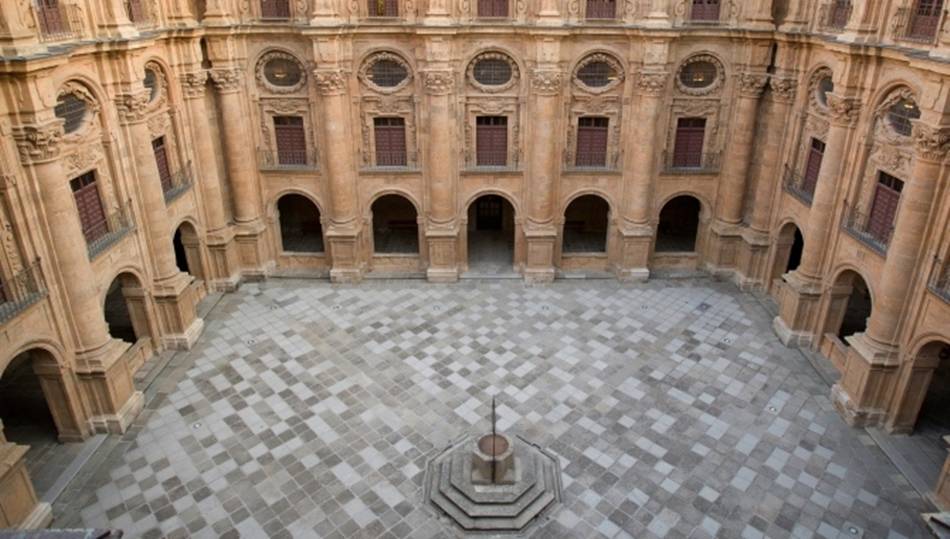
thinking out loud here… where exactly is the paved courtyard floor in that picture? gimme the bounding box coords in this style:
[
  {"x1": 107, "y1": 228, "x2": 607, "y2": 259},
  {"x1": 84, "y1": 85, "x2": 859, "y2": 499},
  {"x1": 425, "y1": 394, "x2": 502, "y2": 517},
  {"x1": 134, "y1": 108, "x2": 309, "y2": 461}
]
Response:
[{"x1": 51, "y1": 278, "x2": 934, "y2": 538}]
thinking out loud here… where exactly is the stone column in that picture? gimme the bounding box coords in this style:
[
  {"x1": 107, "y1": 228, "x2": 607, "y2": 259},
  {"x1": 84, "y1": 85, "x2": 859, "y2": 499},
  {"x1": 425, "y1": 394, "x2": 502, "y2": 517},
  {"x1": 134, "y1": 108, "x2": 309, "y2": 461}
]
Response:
[
  {"x1": 180, "y1": 71, "x2": 240, "y2": 290},
  {"x1": 618, "y1": 70, "x2": 668, "y2": 282},
  {"x1": 522, "y1": 66, "x2": 564, "y2": 284},
  {"x1": 314, "y1": 68, "x2": 363, "y2": 282},
  {"x1": 737, "y1": 75, "x2": 797, "y2": 289},
  {"x1": 831, "y1": 123, "x2": 949, "y2": 427},
  {"x1": 117, "y1": 90, "x2": 202, "y2": 350},
  {"x1": 773, "y1": 93, "x2": 860, "y2": 346},
  {"x1": 211, "y1": 68, "x2": 267, "y2": 277},
  {"x1": 706, "y1": 72, "x2": 768, "y2": 278},
  {"x1": 12, "y1": 118, "x2": 141, "y2": 434},
  {"x1": 422, "y1": 68, "x2": 461, "y2": 282}
]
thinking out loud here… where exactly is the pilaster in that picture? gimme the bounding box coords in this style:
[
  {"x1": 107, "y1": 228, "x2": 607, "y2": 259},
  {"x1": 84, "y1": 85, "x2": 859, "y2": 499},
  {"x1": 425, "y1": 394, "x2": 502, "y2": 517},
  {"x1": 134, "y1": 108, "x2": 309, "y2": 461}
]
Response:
[
  {"x1": 830, "y1": 334, "x2": 900, "y2": 427},
  {"x1": 0, "y1": 442, "x2": 51, "y2": 529}
]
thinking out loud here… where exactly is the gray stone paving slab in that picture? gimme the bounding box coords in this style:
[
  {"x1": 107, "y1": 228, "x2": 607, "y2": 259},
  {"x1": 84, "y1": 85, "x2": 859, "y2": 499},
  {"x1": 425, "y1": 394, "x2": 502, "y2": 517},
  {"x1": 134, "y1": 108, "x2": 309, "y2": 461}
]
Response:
[{"x1": 51, "y1": 279, "x2": 933, "y2": 538}]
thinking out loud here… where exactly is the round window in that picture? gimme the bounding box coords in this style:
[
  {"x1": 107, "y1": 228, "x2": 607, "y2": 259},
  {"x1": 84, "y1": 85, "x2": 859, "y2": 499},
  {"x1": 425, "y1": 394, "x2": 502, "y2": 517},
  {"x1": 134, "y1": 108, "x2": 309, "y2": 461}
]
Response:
[
  {"x1": 144, "y1": 68, "x2": 159, "y2": 101},
  {"x1": 54, "y1": 93, "x2": 88, "y2": 134},
  {"x1": 264, "y1": 57, "x2": 303, "y2": 87},
  {"x1": 888, "y1": 98, "x2": 920, "y2": 136},
  {"x1": 577, "y1": 60, "x2": 617, "y2": 88},
  {"x1": 369, "y1": 59, "x2": 409, "y2": 88},
  {"x1": 473, "y1": 58, "x2": 512, "y2": 86},
  {"x1": 816, "y1": 76, "x2": 834, "y2": 107},
  {"x1": 679, "y1": 61, "x2": 717, "y2": 89}
]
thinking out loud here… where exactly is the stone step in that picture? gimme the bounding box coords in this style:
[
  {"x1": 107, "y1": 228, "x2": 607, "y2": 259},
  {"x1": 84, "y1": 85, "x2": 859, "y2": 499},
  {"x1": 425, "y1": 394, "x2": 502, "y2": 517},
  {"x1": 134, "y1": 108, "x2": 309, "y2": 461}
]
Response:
[
  {"x1": 439, "y1": 454, "x2": 548, "y2": 518},
  {"x1": 447, "y1": 449, "x2": 538, "y2": 505}
]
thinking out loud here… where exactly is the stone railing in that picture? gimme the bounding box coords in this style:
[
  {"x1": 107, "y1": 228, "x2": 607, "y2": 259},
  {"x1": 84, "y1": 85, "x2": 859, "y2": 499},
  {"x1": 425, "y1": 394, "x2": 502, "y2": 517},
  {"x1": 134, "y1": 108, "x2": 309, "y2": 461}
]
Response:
[
  {"x1": 0, "y1": 259, "x2": 47, "y2": 325},
  {"x1": 258, "y1": 148, "x2": 318, "y2": 170},
  {"x1": 88, "y1": 199, "x2": 135, "y2": 259},
  {"x1": 782, "y1": 165, "x2": 815, "y2": 205},
  {"x1": 661, "y1": 150, "x2": 721, "y2": 174},
  {"x1": 163, "y1": 161, "x2": 194, "y2": 203},
  {"x1": 841, "y1": 200, "x2": 892, "y2": 256},
  {"x1": 928, "y1": 257, "x2": 950, "y2": 303},
  {"x1": 891, "y1": 4, "x2": 947, "y2": 45},
  {"x1": 816, "y1": 0, "x2": 852, "y2": 32}
]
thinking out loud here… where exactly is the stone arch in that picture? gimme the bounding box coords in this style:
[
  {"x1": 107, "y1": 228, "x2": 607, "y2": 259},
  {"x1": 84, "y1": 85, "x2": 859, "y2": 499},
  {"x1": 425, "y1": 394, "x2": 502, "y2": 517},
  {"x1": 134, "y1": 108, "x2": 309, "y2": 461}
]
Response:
[
  {"x1": 561, "y1": 193, "x2": 611, "y2": 254},
  {"x1": 357, "y1": 46, "x2": 417, "y2": 72},
  {"x1": 823, "y1": 267, "x2": 874, "y2": 344},
  {"x1": 276, "y1": 192, "x2": 324, "y2": 253},
  {"x1": 463, "y1": 48, "x2": 524, "y2": 92},
  {"x1": 103, "y1": 270, "x2": 151, "y2": 345},
  {"x1": 53, "y1": 78, "x2": 105, "y2": 135},
  {"x1": 173, "y1": 219, "x2": 205, "y2": 281},
  {"x1": 370, "y1": 193, "x2": 420, "y2": 254},
  {"x1": 569, "y1": 49, "x2": 626, "y2": 94},
  {"x1": 770, "y1": 220, "x2": 805, "y2": 284},
  {"x1": 887, "y1": 338, "x2": 950, "y2": 435},
  {"x1": 465, "y1": 192, "x2": 520, "y2": 274},
  {"x1": 462, "y1": 189, "x2": 522, "y2": 221},
  {"x1": 674, "y1": 51, "x2": 727, "y2": 95},
  {"x1": 655, "y1": 194, "x2": 704, "y2": 253}
]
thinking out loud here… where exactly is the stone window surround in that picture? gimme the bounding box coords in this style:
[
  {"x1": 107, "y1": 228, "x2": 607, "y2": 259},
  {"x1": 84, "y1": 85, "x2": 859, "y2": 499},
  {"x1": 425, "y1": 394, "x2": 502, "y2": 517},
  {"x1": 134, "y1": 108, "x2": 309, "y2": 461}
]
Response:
[
  {"x1": 463, "y1": 98, "x2": 522, "y2": 170},
  {"x1": 255, "y1": 50, "x2": 309, "y2": 95},
  {"x1": 258, "y1": 97, "x2": 318, "y2": 168},
  {"x1": 359, "y1": 96, "x2": 419, "y2": 169}
]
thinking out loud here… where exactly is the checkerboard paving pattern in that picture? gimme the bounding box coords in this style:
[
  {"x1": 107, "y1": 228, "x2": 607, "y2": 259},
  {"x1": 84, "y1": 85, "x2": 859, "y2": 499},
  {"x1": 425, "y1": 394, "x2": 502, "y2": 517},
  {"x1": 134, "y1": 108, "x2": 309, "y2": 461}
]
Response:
[{"x1": 52, "y1": 279, "x2": 933, "y2": 538}]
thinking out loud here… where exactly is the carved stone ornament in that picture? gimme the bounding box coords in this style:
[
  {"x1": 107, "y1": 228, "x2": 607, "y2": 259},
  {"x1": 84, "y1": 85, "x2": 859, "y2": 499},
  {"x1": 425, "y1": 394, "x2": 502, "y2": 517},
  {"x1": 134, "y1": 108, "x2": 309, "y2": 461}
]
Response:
[
  {"x1": 870, "y1": 144, "x2": 912, "y2": 177},
  {"x1": 180, "y1": 71, "x2": 209, "y2": 99},
  {"x1": 674, "y1": 54, "x2": 725, "y2": 97},
  {"x1": 530, "y1": 70, "x2": 563, "y2": 95},
  {"x1": 874, "y1": 86, "x2": 918, "y2": 140},
  {"x1": 210, "y1": 68, "x2": 243, "y2": 92},
  {"x1": 148, "y1": 113, "x2": 171, "y2": 138},
  {"x1": 358, "y1": 52, "x2": 413, "y2": 94},
  {"x1": 573, "y1": 53, "x2": 625, "y2": 95},
  {"x1": 13, "y1": 122, "x2": 64, "y2": 164},
  {"x1": 63, "y1": 144, "x2": 105, "y2": 176},
  {"x1": 56, "y1": 81, "x2": 101, "y2": 140},
  {"x1": 313, "y1": 70, "x2": 347, "y2": 95},
  {"x1": 805, "y1": 114, "x2": 830, "y2": 138},
  {"x1": 826, "y1": 94, "x2": 861, "y2": 126},
  {"x1": 635, "y1": 71, "x2": 668, "y2": 96},
  {"x1": 912, "y1": 123, "x2": 950, "y2": 162},
  {"x1": 116, "y1": 91, "x2": 152, "y2": 124},
  {"x1": 737, "y1": 72, "x2": 769, "y2": 98},
  {"x1": 423, "y1": 71, "x2": 454, "y2": 95},
  {"x1": 769, "y1": 76, "x2": 798, "y2": 103},
  {"x1": 143, "y1": 62, "x2": 169, "y2": 111},
  {"x1": 807, "y1": 67, "x2": 834, "y2": 112},
  {"x1": 467, "y1": 52, "x2": 521, "y2": 94},
  {"x1": 255, "y1": 50, "x2": 308, "y2": 94}
]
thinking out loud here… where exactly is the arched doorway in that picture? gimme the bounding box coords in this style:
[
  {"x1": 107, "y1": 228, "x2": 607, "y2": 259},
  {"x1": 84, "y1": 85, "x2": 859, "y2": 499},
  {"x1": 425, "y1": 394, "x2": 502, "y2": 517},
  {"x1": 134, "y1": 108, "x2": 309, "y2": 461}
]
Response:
[
  {"x1": 825, "y1": 270, "x2": 872, "y2": 344},
  {"x1": 916, "y1": 342, "x2": 950, "y2": 435},
  {"x1": 277, "y1": 194, "x2": 323, "y2": 253},
  {"x1": 372, "y1": 195, "x2": 419, "y2": 254},
  {"x1": 104, "y1": 273, "x2": 150, "y2": 345},
  {"x1": 655, "y1": 196, "x2": 701, "y2": 253},
  {"x1": 173, "y1": 222, "x2": 205, "y2": 281},
  {"x1": 562, "y1": 195, "x2": 609, "y2": 253},
  {"x1": 770, "y1": 223, "x2": 805, "y2": 289},
  {"x1": 467, "y1": 195, "x2": 516, "y2": 274}
]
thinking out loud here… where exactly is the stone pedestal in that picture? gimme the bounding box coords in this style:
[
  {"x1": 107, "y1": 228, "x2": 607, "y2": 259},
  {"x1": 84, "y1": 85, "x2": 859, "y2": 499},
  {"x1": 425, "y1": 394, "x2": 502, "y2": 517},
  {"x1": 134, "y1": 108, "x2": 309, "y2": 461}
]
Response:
[
  {"x1": 736, "y1": 229, "x2": 771, "y2": 291},
  {"x1": 76, "y1": 339, "x2": 145, "y2": 435},
  {"x1": 936, "y1": 436, "x2": 950, "y2": 511},
  {"x1": 152, "y1": 272, "x2": 204, "y2": 350},
  {"x1": 205, "y1": 227, "x2": 241, "y2": 291},
  {"x1": 831, "y1": 334, "x2": 900, "y2": 428},
  {"x1": 234, "y1": 221, "x2": 268, "y2": 279},
  {"x1": 772, "y1": 272, "x2": 822, "y2": 347},
  {"x1": 704, "y1": 220, "x2": 742, "y2": 280},
  {"x1": 0, "y1": 443, "x2": 51, "y2": 529},
  {"x1": 326, "y1": 224, "x2": 363, "y2": 283},
  {"x1": 426, "y1": 227, "x2": 460, "y2": 283},
  {"x1": 617, "y1": 224, "x2": 653, "y2": 282},
  {"x1": 472, "y1": 434, "x2": 515, "y2": 485},
  {"x1": 523, "y1": 226, "x2": 557, "y2": 284}
]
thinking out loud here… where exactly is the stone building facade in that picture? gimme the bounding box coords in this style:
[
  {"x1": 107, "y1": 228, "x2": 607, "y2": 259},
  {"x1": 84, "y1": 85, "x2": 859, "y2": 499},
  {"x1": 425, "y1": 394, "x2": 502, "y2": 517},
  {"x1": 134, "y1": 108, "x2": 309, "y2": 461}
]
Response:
[{"x1": 0, "y1": 0, "x2": 949, "y2": 528}]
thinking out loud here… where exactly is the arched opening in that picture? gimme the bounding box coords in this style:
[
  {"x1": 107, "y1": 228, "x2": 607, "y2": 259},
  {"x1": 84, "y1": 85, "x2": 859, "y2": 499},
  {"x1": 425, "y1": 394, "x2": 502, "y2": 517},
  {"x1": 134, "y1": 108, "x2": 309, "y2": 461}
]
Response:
[
  {"x1": 173, "y1": 228, "x2": 189, "y2": 273},
  {"x1": 917, "y1": 342, "x2": 950, "y2": 435},
  {"x1": 467, "y1": 195, "x2": 516, "y2": 274},
  {"x1": 104, "y1": 273, "x2": 149, "y2": 344},
  {"x1": 562, "y1": 195, "x2": 609, "y2": 253},
  {"x1": 656, "y1": 196, "x2": 701, "y2": 252},
  {"x1": 786, "y1": 228, "x2": 804, "y2": 273},
  {"x1": 172, "y1": 222, "x2": 205, "y2": 280},
  {"x1": 372, "y1": 195, "x2": 419, "y2": 254},
  {"x1": 829, "y1": 270, "x2": 872, "y2": 343},
  {"x1": 771, "y1": 223, "x2": 805, "y2": 287},
  {"x1": 277, "y1": 194, "x2": 323, "y2": 253}
]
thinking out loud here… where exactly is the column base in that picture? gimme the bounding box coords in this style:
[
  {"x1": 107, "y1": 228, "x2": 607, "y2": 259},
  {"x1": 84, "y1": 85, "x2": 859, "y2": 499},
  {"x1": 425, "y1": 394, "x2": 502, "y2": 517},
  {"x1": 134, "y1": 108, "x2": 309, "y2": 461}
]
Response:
[
  {"x1": 772, "y1": 315, "x2": 814, "y2": 347},
  {"x1": 703, "y1": 220, "x2": 742, "y2": 283},
  {"x1": 162, "y1": 317, "x2": 204, "y2": 350},
  {"x1": 524, "y1": 268, "x2": 556, "y2": 284},
  {"x1": 89, "y1": 390, "x2": 145, "y2": 435},
  {"x1": 736, "y1": 229, "x2": 771, "y2": 292},
  {"x1": 76, "y1": 339, "x2": 143, "y2": 435},
  {"x1": 426, "y1": 267, "x2": 459, "y2": 283},
  {"x1": 523, "y1": 224, "x2": 558, "y2": 284},
  {"x1": 0, "y1": 443, "x2": 50, "y2": 529},
  {"x1": 935, "y1": 437, "x2": 950, "y2": 510},
  {"x1": 618, "y1": 223, "x2": 654, "y2": 278},
  {"x1": 773, "y1": 271, "x2": 823, "y2": 347},
  {"x1": 234, "y1": 220, "x2": 268, "y2": 279},
  {"x1": 18, "y1": 502, "x2": 52, "y2": 530},
  {"x1": 617, "y1": 267, "x2": 650, "y2": 282},
  {"x1": 426, "y1": 225, "x2": 460, "y2": 283},
  {"x1": 831, "y1": 333, "x2": 900, "y2": 429},
  {"x1": 206, "y1": 227, "x2": 241, "y2": 291},
  {"x1": 153, "y1": 272, "x2": 203, "y2": 351}
]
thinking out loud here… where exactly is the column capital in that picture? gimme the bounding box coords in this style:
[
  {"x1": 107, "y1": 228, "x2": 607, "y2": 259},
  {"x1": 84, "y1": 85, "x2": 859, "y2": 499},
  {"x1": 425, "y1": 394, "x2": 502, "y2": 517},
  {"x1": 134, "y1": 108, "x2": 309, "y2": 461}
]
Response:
[
  {"x1": 210, "y1": 68, "x2": 243, "y2": 93},
  {"x1": 635, "y1": 71, "x2": 669, "y2": 97},
  {"x1": 530, "y1": 70, "x2": 564, "y2": 95},
  {"x1": 13, "y1": 121, "x2": 65, "y2": 164},
  {"x1": 912, "y1": 122, "x2": 950, "y2": 162},
  {"x1": 422, "y1": 70, "x2": 455, "y2": 95},
  {"x1": 826, "y1": 94, "x2": 862, "y2": 127},
  {"x1": 115, "y1": 91, "x2": 152, "y2": 125},
  {"x1": 769, "y1": 76, "x2": 798, "y2": 103},
  {"x1": 179, "y1": 71, "x2": 209, "y2": 99},
  {"x1": 737, "y1": 72, "x2": 769, "y2": 98},
  {"x1": 313, "y1": 69, "x2": 348, "y2": 96}
]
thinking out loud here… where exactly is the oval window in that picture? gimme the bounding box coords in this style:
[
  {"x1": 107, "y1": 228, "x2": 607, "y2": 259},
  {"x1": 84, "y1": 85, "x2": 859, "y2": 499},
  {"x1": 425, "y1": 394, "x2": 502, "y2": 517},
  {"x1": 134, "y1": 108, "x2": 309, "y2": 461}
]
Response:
[
  {"x1": 369, "y1": 59, "x2": 409, "y2": 88},
  {"x1": 144, "y1": 68, "x2": 159, "y2": 101},
  {"x1": 888, "y1": 98, "x2": 920, "y2": 136},
  {"x1": 816, "y1": 76, "x2": 834, "y2": 107},
  {"x1": 55, "y1": 93, "x2": 88, "y2": 134},
  {"x1": 264, "y1": 57, "x2": 303, "y2": 87},
  {"x1": 577, "y1": 60, "x2": 617, "y2": 88},
  {"x1": 473, "y1": 58, "x2": 512, "y2": 86},
  {"x1": 679, "y1": 61, "x2": 718, "y2": 89}
]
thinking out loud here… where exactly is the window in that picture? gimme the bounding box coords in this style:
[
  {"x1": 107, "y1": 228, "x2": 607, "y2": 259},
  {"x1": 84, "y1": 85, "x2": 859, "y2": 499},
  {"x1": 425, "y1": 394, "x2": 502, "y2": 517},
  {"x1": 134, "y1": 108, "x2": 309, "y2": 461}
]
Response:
[
  {"x1": 476, "y1": 116, "x2": 508, "y2": 167},
  {"x1": 867, "y1": 172, "x2": 904, "y2": 245},
  {"x1": 35, "y1": 0, "x2": 69, "y2": 36},
  {"x1": 273, "y1": 116, "x2": 307, "y2": 166},
  {"x1": 690, "y1": 0, "x2": 720, "y2": 20},
  {"x1": 260, "y1": 0, "x2": 291, "y2": 18},
  {"x1": 263, "y1": 57, "x2": 303, "y2": 87},
  {"x1": 368, "y1": 59, "x2": 408, "y2": 87},
  {"x1": 478, "y1": 0, "x2": 508, "y2": 17},
  {"x1": 55, "y1": 93, "x2": 87, "y2": 134},
  {"x1": 472, "y1": 58, "x2": 512, "y2": 86},
  {"x1": 126, "y1": 0, "x2": 147, "y2": 22},
  {"x1": 673, "y1": 118, "x2": 706, "y2": 168},
  {"x1": 369, "y1": 0, "x2": 398, "y2": 17},
  {"x1": 577, "y1": 60, "x2": 616, "y2": 88},
  {"x1": 829, "y1": 0, "x2": 851, "y2": 28},
  {"x1": 575, "y1": 117, "x2": 609, "y2": 168},
  {"x1": 888, "y1": 98, "x2": 921, "y2": 137},
  {"x1": 802, "y1": 138, "x2": 825, "y2": 197},
  {"x1": 373, "y1": 117, "x2": 407, "y2": 167},
  {"x1": 152, "y1": 137, "x2": 173, "y2": 192},
  {"x1": 70, "y1": 171, "x2": 108, "y2": 244},
  {"x1": 679, "y1": 61, "x2": 718, "y2": 89},
  {"x1": 586, "y1": 0, "x2": 616, "y2": 19},
  {"x1": 816, "y1": 76, "x2": 834, "y2": 107},
  {"x1": 144, "y1": 68, "x2": 159, "y2": 102},
  {"x1": 909, "y1": 0, "x2": 944, "y2": 39}
]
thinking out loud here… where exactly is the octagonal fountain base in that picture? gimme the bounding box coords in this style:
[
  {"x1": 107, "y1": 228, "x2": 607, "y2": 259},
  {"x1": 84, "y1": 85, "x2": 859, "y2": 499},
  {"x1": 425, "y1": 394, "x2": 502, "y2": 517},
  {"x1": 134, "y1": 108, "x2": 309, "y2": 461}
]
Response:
[{"x1": 424, "y1": 434, "x2": 562, "y2": 534}]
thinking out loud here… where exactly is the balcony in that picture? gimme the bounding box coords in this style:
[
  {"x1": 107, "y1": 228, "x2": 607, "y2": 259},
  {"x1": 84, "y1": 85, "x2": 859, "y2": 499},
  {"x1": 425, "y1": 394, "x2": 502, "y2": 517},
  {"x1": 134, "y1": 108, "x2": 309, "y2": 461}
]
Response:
[
  {"x1": 841, "y1": 201, "x2": 892, "y2": 256},
  {"x1": 258, "y1": 148, "x2": 318, "y2": 171},
  {"x1": 126, "y1": 0, "x2": 156, "y2": 28},
  {"x1": 163, "y1": 162, "x2": 194, "y2": 204},
  {"x1": 34, "y1": 1, "x2": 77, "y2": 42},
  {"x1": 87, "y1": 200, "x2": 135, "y2": 259},
  {"x1": 782, "y1": 165, "x2": 815, "y2": 206},
  {"x1": 817, "y1": 0, "x2": 852, "y2": 32},
  {"x1": 661, "y1": 151, "x2": 721, "y2": 174},
  {"x1": 0, "y1": 260, "x2": 47, "y2": 325},
  {"x1": 260, "y1": 0, "x2": 292, "y2": 20},
  {"x1": 892, "y1": 4, "x2": 947, "y2": 45},
  {"x1": 929, "y1": 257, "x2": 950, "y2": 303}
]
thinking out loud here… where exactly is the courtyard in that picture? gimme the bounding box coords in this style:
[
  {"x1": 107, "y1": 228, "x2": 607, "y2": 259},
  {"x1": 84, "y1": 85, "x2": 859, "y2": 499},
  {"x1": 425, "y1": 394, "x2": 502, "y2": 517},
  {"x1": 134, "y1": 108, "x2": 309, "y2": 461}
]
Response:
[{"x1": 49, "y1": 278, "x2": 933, "y2": 538}]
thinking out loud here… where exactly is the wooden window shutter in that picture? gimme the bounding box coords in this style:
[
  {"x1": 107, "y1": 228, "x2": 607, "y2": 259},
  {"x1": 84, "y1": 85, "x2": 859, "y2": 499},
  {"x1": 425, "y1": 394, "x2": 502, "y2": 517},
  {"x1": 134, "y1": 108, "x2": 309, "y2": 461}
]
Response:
[
  {"x1": 586, "y1": 0, "x2": 616, "y2": 19},
  {"x1": 673, "y1": 118, "x2": 706, "y2": 168},
  {"x1": 802, "y1": 138, "x2": 825, "y2": 196},
  {"x1": 479, "y1": 0, "x2": 508, "y2": 17},
  {"x1": 152, "y1": 137, "x2": 173, "y2": 192},
  {"x1": 374, "y1": 117, "x2": 407, "y2": 167},
  {"x1": 575, "y1": 117, "x2": 609, "y2": 168},
  {"x1": 476, "y1": 116, "x2": 508, "y2": 167},
  {"x1": 274, "y1": 116, "x2": 307, "y2": 165},
  {"x1": 910, "y1": 0, "x2": 944, "y2": 38},
  {"x1": 261, "y1": 0, "x2": 291, "y2": 17},
  {"x1": 691, "y1": 0, "x2": 720, "y2": 20},
  {"x1": 867, "y1": 172, "x2": 904, "y2": 244},
  {"x1": 70, "y1": 171, "x2": 109, "y2": 243}
]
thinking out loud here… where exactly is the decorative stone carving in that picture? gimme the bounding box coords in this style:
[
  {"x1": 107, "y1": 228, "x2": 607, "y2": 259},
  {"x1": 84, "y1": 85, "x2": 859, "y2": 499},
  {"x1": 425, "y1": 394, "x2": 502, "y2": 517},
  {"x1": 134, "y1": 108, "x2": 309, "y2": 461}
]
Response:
[
  {"x1": 423, "y1": 71, "x2": 454, "y2": 95},
  {"x1": 870, "y1": 145, "x2": 913, "y2": 177},
  {"x1": 530, "y1": 70, "x2": 563, "y2": 95},
  {"x1": 769, "y1": 76, "x2": 798, "y2": 103},
  {"x1": 359, "y1": 95, "x2": 418, "y2": 168},
  {"x1": 179, "y1": 71, "x2": 208, "y2": 99},
  {"x1": 358, "y1": 52, "x2": 413, "y2": 94},
  {"x1": 62, "y1": 144, "x2": 105, "y2": 176},
  {"x1": 467, "y1": 52, "x2": 521, "y2": 93},
  {"x1": 635, "y1": 71, "x2": 668, "y2": 96},
  {"x1": 675, "y1": 54, "x2": 725, "y2": 96},
  {"x1": 210, "y1": 68, "x2": 243, "y2": 92},
  {"x1": 826, "y1": 94, "x2": 861, "y2": 126},
  {"x1": 148, "y1": 113, "x2": 170, "y2": 138},
  {"x1": 572, "y1": 53, "x2": 624, "y2": 95},
  {"x1": 313, "y1": 70, "x2": 347, "y2": 95},
  {"x1": 564, "y1": 94, "x2": 623, "y2": 169},
  {"x1": 805, "y1": 114, "x2": 830, "y2": 138},
  {"x1": 912, "y1": 124, "x2": 950, "y2": 161},
  {"x1": 255, "y1": 50, "x2": 308, "y2": 94},
  {"x1": 116, "y1": 91, "x2": 151, "y2": 124},
  {"x1": 807, "y1": 67, "x2": 834, "y2": 112},
  {"x1": 13, "y1": 122, "x2": 64, "y2": 164},
  {"x1": 737, "y1": 72, "x2": 769, "y2": 98}
]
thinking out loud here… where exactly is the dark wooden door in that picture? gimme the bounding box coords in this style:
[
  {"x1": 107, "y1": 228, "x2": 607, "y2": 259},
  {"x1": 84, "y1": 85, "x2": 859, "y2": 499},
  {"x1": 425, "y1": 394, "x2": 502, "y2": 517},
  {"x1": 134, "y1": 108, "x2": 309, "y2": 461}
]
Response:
[
  {"x1": 673, "y1": 118, "x2": 706, "y2": 168},
  {"x1": 374, "y1": 117, "x2": 407, "y2": 167},
  {"x1": 867, "y1": 174, "x2": 903, "y2": 244},
  {"x1": 152, "y1": 137, "x2": 173, "y2": 192},
  {"x1": 70, "y1": 172, "x2": 108, "y2": 243},
  {"x1": 575, "y1": 117, "x2": 608, "y2": 167},
  {"x1": 476, "y1": 116, "x2": 508, "y2": 167},
  {"x1": 802, "y1": 138, "x2": 825, "y2": 197},
  {"x1": 274, "y1": 116, "x2": 306, "y2": 165},
  {"x1": 476, "y1": 197, "x2": 503, "y2": 230},
  {"x1": 909, "y1": 0, "x2": 943, "y2": 39},
  {"x1": 691, "y1": 0, "x2": 720, "y2": 20}
]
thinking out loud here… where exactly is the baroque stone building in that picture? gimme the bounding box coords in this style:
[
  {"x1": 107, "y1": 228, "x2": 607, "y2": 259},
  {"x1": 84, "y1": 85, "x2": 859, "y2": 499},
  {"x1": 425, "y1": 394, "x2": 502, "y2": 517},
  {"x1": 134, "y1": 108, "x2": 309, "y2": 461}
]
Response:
[{"x1": 0, "y1": 0, "x2": 948, "y2": 529}]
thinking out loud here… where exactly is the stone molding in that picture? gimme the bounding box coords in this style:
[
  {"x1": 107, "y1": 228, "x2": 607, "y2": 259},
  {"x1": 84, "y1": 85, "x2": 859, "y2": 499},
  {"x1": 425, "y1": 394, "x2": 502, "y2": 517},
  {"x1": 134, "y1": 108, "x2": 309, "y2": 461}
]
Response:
[
  {"x1": 358, "y1": 52, "x2": 413, "y2": 94},
  {"x1": 467, "y1": 52, "x2": 520, "y2": 94},
  {"x1": 826, "y1": 94, "x2": 861, "y2": 127},
  {"x1": 635, "y1": 71, "x2": 668, "y2": 97},
  {"x1": 769, "y1": 76, "x2": 798, "y2": 103},
  {"x1": 737, "y1": 73, "x2": 769, "y2": 98},
  {"x1": 13, "y1": 122, "x2": 65, "y2": 164},
  {"x1": 912, "y1": 123, "x2": 950, "y2": 162},
  {"x1": 210, "y1": 68, "x2": 243, "y2": 93},
  {"x1": 530, "y1": 70, "x2": 563, "y2": 95},
  {"x1": 573, "y1": 53, "x2": 625, "y2": 95},
  {"x1": 423, "y1": 70, "x2": 454, "y2": 95},
  {"x1": 313, "y1": 70, "x2": 347, "y2": 95},
  {"x1": 179, "y1": 71, "x2": 209, "y2": 99}
]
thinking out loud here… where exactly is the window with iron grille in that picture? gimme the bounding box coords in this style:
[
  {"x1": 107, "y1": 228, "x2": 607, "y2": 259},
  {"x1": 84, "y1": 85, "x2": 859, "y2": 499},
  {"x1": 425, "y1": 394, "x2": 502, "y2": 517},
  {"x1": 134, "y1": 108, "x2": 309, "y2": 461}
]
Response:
[
  {"x1": 70, "y1": 171, "x2": 109, "y2": 244},
  {"x1": 888, "y1": 98, "x2": 921, "y2": 137},
  {"x1": 673, "y1": 118, "x2": 706, "y2": 168},
  {"x1": 152, "y1": 137, "x2": 173, "y2": 192},
  {"x1": 35, "y1": 0, "x2": 68, "y2": 36},
  {"x1": 679, "y1": 61, "x2": 717, "y2": 89},
  {"x1": 909, "y1": 0, "x2": 944, "y2": 39},
  {"x1": 260, "y1": 0, "x2": 291, "y2": 18},
  {"x1": 144, "y1": 68, "x2": 159, "y2": 101},
  {"x1": 586, "y1": 0, "x2": 616, "y2": 18},
  {"x1": 476, "y1": 116, "x2": 508, "y2": 167},
  {"x1": 867, "y1": 172, "x2": 904, "y2": 245},
  {"x1": 472, "y1": 58, "x2": 512, "y2": 86},
  {"x1": 690, "y1": 0, "x2": 720, "y2": 20},
  {"x1": 802, "y1": 138, "x2": 825, "y2": 197},
  {"x1": 374, "y1": 117, "x2": 407, "y2": 167},
  {"x1": 577, "y1": 61, "x2": 616, "y2": 88},
  {"x1": 273, "y1": 116, "x2": 307, "y2": 166},
  {"x1": 368, "y1": 59, "x2": 408, "y2": 87},
  {"x1": 263, "y1": 57, "x2": 303, "y2": 87},
  {"x1": 368, "y1": 0, "x2": 398, "y2": 17},
  {"x1": 816, "y1": 76, "x2": 834, "y2": 107},
  {"x1": 829, "y1": 0, "x2": 851, "y2": 27},
  {"x1": 575, "y1": 117, "x2": 609, "y2": 168},
  {"x1": 477, "y1": 0, "x2": 508, "y2": 17},
  {"x1": 55, "y1": 93, "x2": 87, "y2": 134}
]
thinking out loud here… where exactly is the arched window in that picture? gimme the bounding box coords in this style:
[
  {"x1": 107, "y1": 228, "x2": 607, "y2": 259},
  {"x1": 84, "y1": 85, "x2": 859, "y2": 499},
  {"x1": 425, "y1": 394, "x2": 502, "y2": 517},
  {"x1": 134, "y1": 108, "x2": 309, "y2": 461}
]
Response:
[
  {"x1": 360, "y1": 53, "x2": 412, "y2": 92},
  {"x1": 574, "y1": 54, "x2": 623, "y2": 92}
]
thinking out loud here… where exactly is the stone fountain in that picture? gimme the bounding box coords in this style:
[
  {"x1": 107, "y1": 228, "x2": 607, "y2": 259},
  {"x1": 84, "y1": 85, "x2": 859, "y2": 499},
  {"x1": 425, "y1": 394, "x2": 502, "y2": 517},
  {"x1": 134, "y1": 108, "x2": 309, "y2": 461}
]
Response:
[{"x1": 424, "y1": 399, "x2": 562, "y2": 533}]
